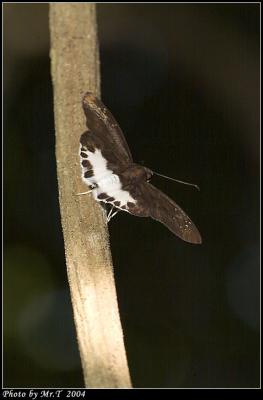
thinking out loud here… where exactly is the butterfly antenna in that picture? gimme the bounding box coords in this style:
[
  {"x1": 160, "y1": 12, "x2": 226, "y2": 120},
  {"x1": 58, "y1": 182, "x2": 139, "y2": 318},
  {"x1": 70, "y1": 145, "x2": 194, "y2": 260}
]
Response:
[{"x1": 152, "y1": 171, "x2": 200, "y2": 191}]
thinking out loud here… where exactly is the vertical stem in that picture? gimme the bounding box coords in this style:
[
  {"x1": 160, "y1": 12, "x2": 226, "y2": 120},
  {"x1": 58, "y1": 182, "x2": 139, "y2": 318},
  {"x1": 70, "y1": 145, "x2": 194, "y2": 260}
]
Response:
[{"x1": 49, "y1": 3, "x2": 132, "y2": 388}]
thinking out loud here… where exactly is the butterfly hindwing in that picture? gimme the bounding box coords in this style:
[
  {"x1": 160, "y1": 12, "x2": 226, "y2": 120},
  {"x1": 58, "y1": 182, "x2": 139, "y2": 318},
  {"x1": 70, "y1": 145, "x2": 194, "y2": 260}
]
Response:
[
  {"x1": 126, "y1": 183, "x2": 202, "y2": 244},
  {"x1": 80, "y1": 131, "x2": 137, "y2": 210}
]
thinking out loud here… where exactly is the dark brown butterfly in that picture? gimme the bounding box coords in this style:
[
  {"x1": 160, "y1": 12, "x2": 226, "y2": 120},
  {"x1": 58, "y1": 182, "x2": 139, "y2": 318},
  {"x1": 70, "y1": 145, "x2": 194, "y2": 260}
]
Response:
[{"x1": 79, "y1": 92, "x2": 202, "y2": 244}]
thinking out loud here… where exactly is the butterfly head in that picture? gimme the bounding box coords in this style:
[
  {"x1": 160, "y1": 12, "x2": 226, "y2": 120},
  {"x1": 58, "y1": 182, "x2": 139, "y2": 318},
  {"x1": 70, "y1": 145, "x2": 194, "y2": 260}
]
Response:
[
  {"x1": 124, "y1": 164, "x2": 153, "y2": 183},
  {"x1": 145, "y1": 167, "x2": 153, "y2": 182}
]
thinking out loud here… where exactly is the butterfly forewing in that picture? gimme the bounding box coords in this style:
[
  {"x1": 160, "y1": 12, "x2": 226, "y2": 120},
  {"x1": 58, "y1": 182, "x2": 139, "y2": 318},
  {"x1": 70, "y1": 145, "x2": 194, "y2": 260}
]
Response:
[{"x1": 82, "y1": 92, "x2": 133, "y2": 163}]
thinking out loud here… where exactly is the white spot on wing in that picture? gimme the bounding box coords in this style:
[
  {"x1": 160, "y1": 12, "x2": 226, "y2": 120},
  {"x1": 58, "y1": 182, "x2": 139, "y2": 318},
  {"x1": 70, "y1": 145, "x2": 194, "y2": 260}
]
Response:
[{"x1": 79, "y1": 146, "x2": 136, "y2": 207}]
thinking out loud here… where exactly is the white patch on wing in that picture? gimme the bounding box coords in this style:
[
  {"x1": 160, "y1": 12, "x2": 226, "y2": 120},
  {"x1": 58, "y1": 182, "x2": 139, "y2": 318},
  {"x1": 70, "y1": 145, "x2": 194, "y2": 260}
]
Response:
[{"x1": 80, "y1": 145, "x2": 136, "y2": 208}]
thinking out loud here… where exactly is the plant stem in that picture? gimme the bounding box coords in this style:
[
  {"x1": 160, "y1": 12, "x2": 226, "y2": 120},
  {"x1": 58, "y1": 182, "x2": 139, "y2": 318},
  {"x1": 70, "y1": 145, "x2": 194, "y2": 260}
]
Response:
[{"x1": 49, "y1": 3, "x2": 132, "y2": 388}]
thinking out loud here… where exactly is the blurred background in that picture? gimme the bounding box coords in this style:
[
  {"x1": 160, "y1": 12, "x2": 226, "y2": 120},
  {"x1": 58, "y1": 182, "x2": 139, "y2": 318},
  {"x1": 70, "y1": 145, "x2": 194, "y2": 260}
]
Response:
[{"x1": 3, "y1": 3, "x2": 260, "y2": 388}]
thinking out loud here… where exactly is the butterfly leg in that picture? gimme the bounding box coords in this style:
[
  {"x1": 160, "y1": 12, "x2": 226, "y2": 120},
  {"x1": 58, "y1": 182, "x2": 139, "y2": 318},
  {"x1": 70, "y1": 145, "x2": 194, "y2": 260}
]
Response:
[
  {"x1": 75, "y1": 189, "x2": 93, "y2": 196},
  {"x1": 106, "y1": 205, "x2": 115, "y2": 222},
  {"x1": 107, "y1": 206, "x2": 119, "y2": 222},
  {"x1": 108, "y1": 209, "x2": 119, "y2": 222},
  {"x1": 75, "y1": 184, "x2": 97, "y2": 196}
]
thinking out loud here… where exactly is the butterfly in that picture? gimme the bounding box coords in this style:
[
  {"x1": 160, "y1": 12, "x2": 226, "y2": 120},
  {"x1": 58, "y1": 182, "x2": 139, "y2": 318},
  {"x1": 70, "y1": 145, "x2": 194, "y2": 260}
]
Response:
[{"x1": 79, "y1": 92, "x2": 202, "y2": 244}]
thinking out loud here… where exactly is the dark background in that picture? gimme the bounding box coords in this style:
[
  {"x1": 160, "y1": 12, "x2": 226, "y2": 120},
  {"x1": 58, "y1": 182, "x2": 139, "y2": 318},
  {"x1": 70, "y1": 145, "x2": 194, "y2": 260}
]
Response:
[{"x1": 4, "y1": 3, "x2": 260, "y2": 388}]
